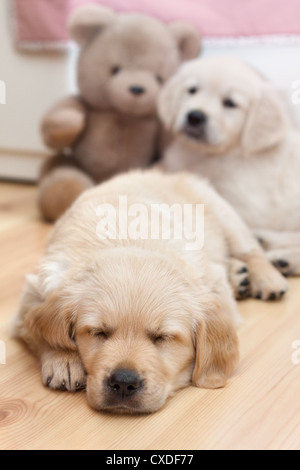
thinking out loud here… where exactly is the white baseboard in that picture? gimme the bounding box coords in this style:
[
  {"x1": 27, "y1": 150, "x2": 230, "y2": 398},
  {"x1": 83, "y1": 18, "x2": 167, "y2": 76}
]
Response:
[{"x1": 0, "y1": 150, "x2": 47, "y2": 182}]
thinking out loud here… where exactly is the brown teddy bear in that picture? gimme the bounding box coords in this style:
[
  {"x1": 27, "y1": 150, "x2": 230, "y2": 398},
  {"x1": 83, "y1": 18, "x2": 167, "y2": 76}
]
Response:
[{"x1": 39, "y1": 4, "x2": 201, "y2": 221}]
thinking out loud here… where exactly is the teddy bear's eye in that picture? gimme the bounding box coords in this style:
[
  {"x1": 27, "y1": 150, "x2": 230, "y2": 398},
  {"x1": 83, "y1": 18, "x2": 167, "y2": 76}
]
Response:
[
  {"x1": 112, "y1": 66, "x2": 122, "y2": 76},
  {"x1": 156, "y1": 75, "x2": 163, "y2": 84}
]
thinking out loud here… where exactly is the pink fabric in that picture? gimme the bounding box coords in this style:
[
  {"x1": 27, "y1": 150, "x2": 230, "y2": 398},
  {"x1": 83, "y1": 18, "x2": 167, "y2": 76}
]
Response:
[
  {"x1": 13, "y1": 0, "x2": 70, "y2": 44},
  {"x1": 12, "y1": 0, "x2": 300, "y2": 46}
]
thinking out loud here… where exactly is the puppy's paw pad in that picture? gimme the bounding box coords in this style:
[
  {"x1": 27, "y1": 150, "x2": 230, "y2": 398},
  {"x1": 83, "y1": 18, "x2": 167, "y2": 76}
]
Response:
[
  {"x1": 228, "y1": 259, "x2": 251, "y2": 300},
  {"x1": 272, "y1": 259, "x2": 292, "y2": 276},
  {"x1": 238, "y1": 266, "x2": 248, "y2": 275},
  {"x1": 42, "y1": 351, "x2": 86, "y2": 392}
]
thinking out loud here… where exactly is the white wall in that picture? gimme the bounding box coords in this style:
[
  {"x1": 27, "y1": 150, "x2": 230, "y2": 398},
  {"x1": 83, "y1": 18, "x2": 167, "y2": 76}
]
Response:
[
  {"x1": 203, "y1": 39, "x2": 300, "y2": 90},
  {"x1": 0, "y1": 0, "x2": 73, "y2": 181}
]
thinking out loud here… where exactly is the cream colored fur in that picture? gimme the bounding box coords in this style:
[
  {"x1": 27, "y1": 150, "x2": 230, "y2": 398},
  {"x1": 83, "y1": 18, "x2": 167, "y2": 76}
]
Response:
[
  {"x1": 14, "y1": 170, "x2": 288, "y2": 414},
  {"x1": 159, "y1": 57, "x2": 300, "y2": 275}
]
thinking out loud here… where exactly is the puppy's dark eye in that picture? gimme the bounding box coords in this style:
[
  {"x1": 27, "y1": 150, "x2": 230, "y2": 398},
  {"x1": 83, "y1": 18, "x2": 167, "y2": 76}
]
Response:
[
  {"x1": 223, "y1": 98, "x2": 237, "y2": 108},
  {"x1": 112, "y1": 66, "x2": 121, "y2": 76},
  {"x1": 156, "y1": 75, "x2": 163, "y2": 84},
  {"x1": 188, "y1": 87, "x2": 198, "y2": 95}
]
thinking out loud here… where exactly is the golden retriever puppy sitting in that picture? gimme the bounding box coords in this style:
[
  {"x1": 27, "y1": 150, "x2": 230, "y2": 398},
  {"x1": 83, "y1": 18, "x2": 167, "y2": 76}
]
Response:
[
  {"x1": 159, "y1": 57, "x2": 300, "y2": 276},
  {"x1": 14, "y1": 170, "x2": 288, "y2": 414}
]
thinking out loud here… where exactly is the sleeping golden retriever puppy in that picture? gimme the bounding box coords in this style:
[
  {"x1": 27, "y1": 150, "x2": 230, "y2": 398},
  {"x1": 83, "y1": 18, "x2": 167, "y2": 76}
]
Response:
[
  {"x1": 14, "y1": 170, "x2": 288, "y2": 414},
  {"x1": 159, "y1": 57, "x2": 300, "y2": 276}
]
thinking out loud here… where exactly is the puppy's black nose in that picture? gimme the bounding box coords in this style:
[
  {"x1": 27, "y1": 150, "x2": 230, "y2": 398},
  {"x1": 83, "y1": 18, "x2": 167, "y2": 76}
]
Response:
[
  {"x1": 108, "y1": 369, "x2": 143, "y2": 397},
  {"x1": 129, "y1": 86, "x2": 145, "y2": 96},
  {"x1": 187, "y1": 110, "x2": 207, "y2": 127}
]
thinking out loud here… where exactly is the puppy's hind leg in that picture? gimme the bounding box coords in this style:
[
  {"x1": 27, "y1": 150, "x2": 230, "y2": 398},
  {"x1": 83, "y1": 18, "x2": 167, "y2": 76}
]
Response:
[
  {"x1": 199, "y1": 184, "x2": 289, "y2": 301},
  {"x1": 255, "y1": 229, "x2": 300, "y2": 250},
  {"x1": 254, "y1": 230, "x2": 300, "y2": 276},
  {"x1": 267, "y1": 247, "x2": 300, "y2": 276}
]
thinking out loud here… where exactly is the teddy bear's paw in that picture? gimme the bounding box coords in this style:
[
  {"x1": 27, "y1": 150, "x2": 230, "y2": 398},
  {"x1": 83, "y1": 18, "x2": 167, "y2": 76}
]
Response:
[{"x1": 43, "y1": 108, "x2": 85, "y2": 149}]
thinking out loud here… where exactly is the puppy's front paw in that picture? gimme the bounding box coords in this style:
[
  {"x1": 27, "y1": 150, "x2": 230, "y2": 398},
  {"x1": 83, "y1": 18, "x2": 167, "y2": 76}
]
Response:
[
  {"x1": 41, "y1": 350, "x2": 86, "y2": 392},
  {"x1": 228, "y1": 258, "x2": 251, "y2": 300},
  {"x1": 249, "y1": 265, "x2": 289, "y2": 301}
]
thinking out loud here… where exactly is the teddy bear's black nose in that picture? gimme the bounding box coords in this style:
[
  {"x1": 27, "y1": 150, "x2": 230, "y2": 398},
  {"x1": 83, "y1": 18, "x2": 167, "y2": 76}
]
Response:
[{"x1": 129, "y1": 86, "x2": 145, "y2": 96}]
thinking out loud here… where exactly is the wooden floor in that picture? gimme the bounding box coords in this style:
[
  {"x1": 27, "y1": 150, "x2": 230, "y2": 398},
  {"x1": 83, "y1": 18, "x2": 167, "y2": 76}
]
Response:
[{"x1": 0, "y1": 181, "x2": 299, "y2": 450}]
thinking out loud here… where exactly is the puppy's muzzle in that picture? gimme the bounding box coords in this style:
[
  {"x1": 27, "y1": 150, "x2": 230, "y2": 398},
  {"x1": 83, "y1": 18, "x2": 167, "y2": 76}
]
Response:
[{"x1": 184, "y1": 110, "x2": 207, "y2": 140}]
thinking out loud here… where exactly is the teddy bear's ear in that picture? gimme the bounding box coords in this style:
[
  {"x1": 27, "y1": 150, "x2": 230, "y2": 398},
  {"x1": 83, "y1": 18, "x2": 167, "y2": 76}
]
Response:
[
  {"x1": 68, "y1": 4, "x2": 116, "y2": 46},
  {"x1": 169, "y1": 22, "x2": 201, "y2": 62}
]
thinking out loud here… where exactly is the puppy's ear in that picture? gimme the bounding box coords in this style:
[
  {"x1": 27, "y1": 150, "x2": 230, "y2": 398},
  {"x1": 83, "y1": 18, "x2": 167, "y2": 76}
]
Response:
[
  {"x1": 169, "y1": 22, "x2": 201, "y2": 61},
  {"x1": 158, "y1": 75, "x2": 183, "y2": 131},
  {"x1": 193, "y1": 297, "x2": 239, "y2": 389},
  {"x1": 13, "y1": 274, "x2": 44, "y2": 339},
  {"x1": 242, "y1": 86, "x2": 286, "y2": 155},
  {"x1": 23, "y1": 289, "x2": 77, "y2": 351},
  {"x1": 68, "y1": 5, "x2": 115, "y2": 46}
]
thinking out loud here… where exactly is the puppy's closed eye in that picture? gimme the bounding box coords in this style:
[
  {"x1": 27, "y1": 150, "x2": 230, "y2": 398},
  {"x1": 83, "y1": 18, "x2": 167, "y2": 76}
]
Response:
[
  {"x1": 89, "y1": 328, "x2": 111, "y2": 340},
  {"x1": 148, "y1": 332, "x2": 175, "y2": 345}
]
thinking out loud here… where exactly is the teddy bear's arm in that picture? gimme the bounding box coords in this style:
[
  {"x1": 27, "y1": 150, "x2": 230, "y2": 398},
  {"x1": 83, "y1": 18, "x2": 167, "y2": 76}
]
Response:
[{"x1": 41, "y1": 96, "x2": 87, "y2": 150}]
